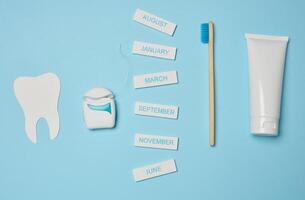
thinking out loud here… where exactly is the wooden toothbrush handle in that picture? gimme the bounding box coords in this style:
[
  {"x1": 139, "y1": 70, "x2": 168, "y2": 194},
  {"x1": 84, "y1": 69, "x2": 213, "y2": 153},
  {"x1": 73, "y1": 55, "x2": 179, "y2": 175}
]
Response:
[{"x1": 209, "y1": 21, "x2": 215, "y2": 146}]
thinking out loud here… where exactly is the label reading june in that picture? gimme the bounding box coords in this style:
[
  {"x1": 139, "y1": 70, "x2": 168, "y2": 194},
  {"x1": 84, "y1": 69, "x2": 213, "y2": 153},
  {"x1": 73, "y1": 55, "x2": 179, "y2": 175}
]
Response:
[
  {"x1": 134, "y1": 133, "x2": 178, "y2": 150},
  {"x1": 133, "y1": 71, "x2": 178, "y2": 89},
  {"x1": 134, "y1": 101, "x2": 179, "y2": 119},
  {"x1": 133, "y1": 9, "x2": 177, "y2": 36},
  {"x1": 132, "y1": 41, "x2": 176, "y2": 60},
  {"x1": 133, "y1": 159, "x2": 177, "y2": 182}
]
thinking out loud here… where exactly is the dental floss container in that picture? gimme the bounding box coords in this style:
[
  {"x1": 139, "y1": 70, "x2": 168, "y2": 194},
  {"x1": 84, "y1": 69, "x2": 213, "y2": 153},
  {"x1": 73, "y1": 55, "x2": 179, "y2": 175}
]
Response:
[{"x1": 83, "y1": 88, "x2": 116, "y2": 129}]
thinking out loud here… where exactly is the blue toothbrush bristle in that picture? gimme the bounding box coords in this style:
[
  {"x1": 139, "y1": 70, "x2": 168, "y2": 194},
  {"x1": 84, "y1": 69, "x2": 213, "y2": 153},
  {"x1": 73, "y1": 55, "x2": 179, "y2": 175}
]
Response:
[{"x1": 201, "y1": 23, "x2": 209, "y2": 43}]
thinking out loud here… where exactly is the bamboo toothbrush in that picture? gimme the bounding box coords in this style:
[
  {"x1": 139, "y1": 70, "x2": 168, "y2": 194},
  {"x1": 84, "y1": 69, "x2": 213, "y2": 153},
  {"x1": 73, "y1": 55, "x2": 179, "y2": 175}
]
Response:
[{"x1": 201, "y1": 21, "x2": 215, "y2": 146}]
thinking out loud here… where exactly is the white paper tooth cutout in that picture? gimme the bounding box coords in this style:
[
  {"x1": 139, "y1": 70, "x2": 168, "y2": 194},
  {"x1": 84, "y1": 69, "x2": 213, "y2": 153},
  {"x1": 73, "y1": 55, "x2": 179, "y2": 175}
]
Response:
[{"x1": 14, "y1": 73, "x2": 61, "y2": 144}]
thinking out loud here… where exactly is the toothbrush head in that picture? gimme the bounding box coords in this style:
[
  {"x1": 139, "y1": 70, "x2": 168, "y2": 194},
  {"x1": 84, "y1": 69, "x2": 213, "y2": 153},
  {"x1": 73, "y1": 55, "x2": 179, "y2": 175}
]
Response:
[{"x1": 201, "y1": 23, "x2": 209, "y2": 43}]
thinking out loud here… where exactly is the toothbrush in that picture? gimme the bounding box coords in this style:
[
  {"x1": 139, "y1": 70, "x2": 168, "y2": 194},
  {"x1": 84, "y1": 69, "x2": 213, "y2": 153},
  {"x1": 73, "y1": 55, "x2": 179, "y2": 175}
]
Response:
[{"x1": 201, "y1": 21, "x2": 215, "y2": 146}]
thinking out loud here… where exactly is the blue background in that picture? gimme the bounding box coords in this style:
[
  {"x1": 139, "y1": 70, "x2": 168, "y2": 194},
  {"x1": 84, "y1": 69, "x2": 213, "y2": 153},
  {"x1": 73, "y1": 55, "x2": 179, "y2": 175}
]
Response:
[{"x1": 0, "y1": 0, "x2": 304, "y2": 199}]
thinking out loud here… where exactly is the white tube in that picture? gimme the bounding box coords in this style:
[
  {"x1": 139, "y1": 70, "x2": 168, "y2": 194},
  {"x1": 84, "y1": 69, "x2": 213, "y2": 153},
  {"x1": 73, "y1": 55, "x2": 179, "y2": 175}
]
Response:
[{"x1": 245, "y1": 33, "x2": 288, "y2": 136}]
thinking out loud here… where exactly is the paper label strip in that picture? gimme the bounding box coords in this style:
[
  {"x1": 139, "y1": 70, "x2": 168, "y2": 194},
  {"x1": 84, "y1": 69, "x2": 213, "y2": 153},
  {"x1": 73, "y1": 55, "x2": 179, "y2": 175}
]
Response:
[
  {"x1": 133, "y1": 71, "x2": 178, "y2": 89},
  {"x1": 133, "y1": 9, "x2": 177, "y2": 36},
  {"x1": 133, "y1": 159, "x2": 177, "y2": 182},
  {"x1": 132, "y1": 41, "x2": 176, "y2": 60},
  {"x1": 134, "y1": 133, "x2": 178, "y2": 150},
  {"x1": 134, "y1": 101, "x2": 179, "y2": 119}
]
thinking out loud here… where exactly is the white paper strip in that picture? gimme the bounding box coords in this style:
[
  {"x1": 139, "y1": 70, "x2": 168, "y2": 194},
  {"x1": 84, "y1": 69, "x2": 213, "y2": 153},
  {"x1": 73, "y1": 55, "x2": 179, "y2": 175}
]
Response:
[
  {"x1": 132, "y1": 41, "x2": 176, "y2": 60},
  {"x1": 133, "y1": 159, "x2": 177, "y2": 182},
  {"x1": 134, "y1": 101, "x2": 179, "y2": 119},
  {"x1": 133, "y1": 71, "x2": 178, "y2": 89},
  {"x1": 134, "y1": 133, "x2": 178, "y2": 150},
  {"x1": 133, "y1": 9, "x2": 177, "y2": 36}
]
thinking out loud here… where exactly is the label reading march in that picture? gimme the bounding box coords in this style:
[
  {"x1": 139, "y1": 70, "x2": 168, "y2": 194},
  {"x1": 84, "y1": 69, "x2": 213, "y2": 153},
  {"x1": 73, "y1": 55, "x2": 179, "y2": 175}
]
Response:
[{"x1": 133, "y1": 71, "x2": 178, "y2": 89}]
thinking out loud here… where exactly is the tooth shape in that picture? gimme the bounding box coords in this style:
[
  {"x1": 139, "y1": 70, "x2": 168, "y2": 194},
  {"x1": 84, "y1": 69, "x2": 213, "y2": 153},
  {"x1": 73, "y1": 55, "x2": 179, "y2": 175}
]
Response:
[{"x1": 14, "y1": 73, "x2": 61, "y2": 144}]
